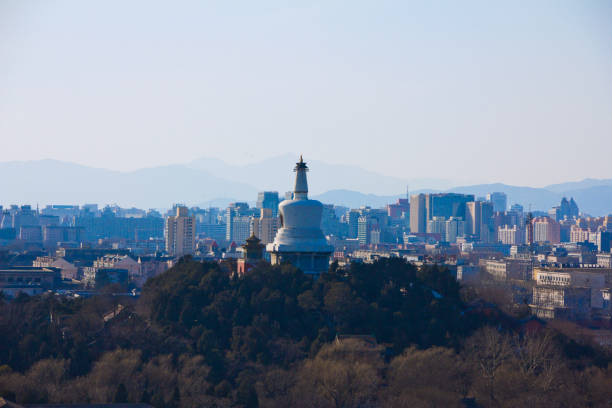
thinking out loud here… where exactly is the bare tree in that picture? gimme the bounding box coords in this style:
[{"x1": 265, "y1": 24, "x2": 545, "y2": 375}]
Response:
[
  {"x1": 464, "y1": 326, "x2": 512, "y2": 405},
  {"x1": 512, "y1": 331, "x2": 562, "y2": 390},
  {"x1": 85, "y1": 349, "x2": 143, "y2": 403},
  {"x1": 293, "y1": 339, "x2": 383, "y2": 408},
  {"x1": 384, "y1": 346, "x2": 467, "y2": 407}
]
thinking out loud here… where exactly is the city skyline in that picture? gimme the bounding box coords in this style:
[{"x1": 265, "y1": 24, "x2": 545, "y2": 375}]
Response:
[
  {"x1": 2, "y1": 1, "x2": 611, "y2": 186},
  {"x1": 2, "y1": 154, "x2": 612, "y2": 215},
  {"x1": 2, "y1": 2, "x2": 612, "y2": 405}
]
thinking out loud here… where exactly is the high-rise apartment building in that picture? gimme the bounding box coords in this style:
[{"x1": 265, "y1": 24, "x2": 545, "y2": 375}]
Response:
[
  {"x1": 445, "y1": 217, "x2": 465, "y2": 243},
  {"x1": 231, "y1": 216, "x2": 252, "y2": 244},
  {"x1": 355, "y1": 208, "x2": 388, "y2": 245},
  {"x1": 165, "y1": 206, "x2": 195, "y2": 257},
  {"x1": 426, "y1": 217, "x2": 447, "y2": 237},
  {"x1": 226, "y1": 202, "x2": 250, "y2": 242},
  {"x1": 532, "y1": 217, "x2": 560, "y2": 244},
  {"x1": 498, "y1": 225, "x2": 525, "y2": 245},
  {"x1": 252, "y1": 208, "x2": 278, "y2": 245}
]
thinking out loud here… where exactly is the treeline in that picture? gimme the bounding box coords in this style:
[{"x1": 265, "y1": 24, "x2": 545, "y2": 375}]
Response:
[{"x1": 0, "y1": 258, "x2": 611, "y2": 407}]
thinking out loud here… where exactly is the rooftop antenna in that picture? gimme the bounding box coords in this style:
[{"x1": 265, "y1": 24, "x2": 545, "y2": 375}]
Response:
[{"x1": 406, "y1": 185, "x2": 409, "y2": 200}]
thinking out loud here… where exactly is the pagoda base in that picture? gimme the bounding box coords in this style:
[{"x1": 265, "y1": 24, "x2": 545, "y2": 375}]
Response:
[{"x1": 269, "y1": 251, "x2": 331, "y2": 275}]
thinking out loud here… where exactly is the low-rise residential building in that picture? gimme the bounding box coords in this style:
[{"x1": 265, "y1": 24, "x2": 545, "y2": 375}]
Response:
[
  {"x1": 457, "y1": 265, "x2": 480, "y2": 284},
  {"x1": 484, "y1": 258, "x2": 533, "y2": 281},
  {"x1": 597, "y1": 253, "x2": 612, "y2": 268},
  {"x1": 0, "y1": 266, "x2": 59, "y2": 297},
  {"x1": 93, "y1": 254, "x2": 140, "y2": 281},
  {"x1": 531, "y1": 286, "x2": 592, "y2": 320},
  {"x1": 33, "y1": 256, "x2": 79, "y2": 280},
  {"x1": 83, "y1": 267, "x2": 128, "y2": 288},
  {"x1": 530, "y1": 268, "x2": 608, "y2": 320}
]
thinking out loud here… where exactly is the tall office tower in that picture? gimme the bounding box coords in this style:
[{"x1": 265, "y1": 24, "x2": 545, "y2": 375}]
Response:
[
  {"x1": 81, "y1": 204, "x2": 99, "y2": 215},
  {"x1": 596, "y1": 231, "x2": 612, "y2": 252},
  {"x1": 426, "y1": 193, "x2": 475, "y2": 221},
  {"x1": 568, "y1": 198, "x2": 579, "y2": 218},
  {"x1": 355, "y1": 207, "x2": 388, "y2": 245},
  {"x1": 604, "y1": 215, "x2": 612, "y2": 231},
  {"x1": 387, "y1": 198, "x2": 410, "y2": 220},
  {"x1": 445, "y1": 217, "x2": 465, "y2": 243},
  {"x1": 409, "y1": 194, "x2": 427, "y2": 233},
  {"x1": 355, "y1": 210, "x2": 387, "y2": 245},
  {"x1": 357, "y1": 215, "x2": 375, "y2": 245},
  {"x1": 508, "y1": 204, "x2": 525, "y2": 227},
  {"x1": 479, "y1": 201, "x2": 495, "y2": 243},
  {"x1": 525, "y1": 212, "x2": 534, "y2": 244},
  {"x1": 165, "y1": 206, "x2": 195, "y2": 257},
  {"x1": 548, "y1": 206, "x2": 562, "y2": 222},
  {"x1": 487, "y1": 192, "x2": 507, "y2": 212},
  {"x1": 256, "y1": 191, "x2": 280, "y2": 218},
  {"x1": 465, "y1": 201, "x2": 481, "y2": 237},
  {"x1": 552, "y1": 197, "x2": 580, "y2": 221},
  {"x1": 347, "y1": 209, "x2": 360, "y2": 239},
  {"x1": 321, "y1": 204, "x2": 342, "y2": 236},
  {"x1": 11, "y1": 205, "x2": 38, "y2": 230},
  {"x1": 510, "y1": 203, "x2": 524, "y2": 213},
  {"x1": 468, "y1": 200, "x2": 498, "y2": 240},
  {"x1": 0, "y1": 211, "x2": 11, "y2": 229}
]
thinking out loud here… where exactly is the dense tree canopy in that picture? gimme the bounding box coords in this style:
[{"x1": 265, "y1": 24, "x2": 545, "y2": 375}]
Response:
[{"x1": 1, "y1": 258, "x2": 611, "y2": 407}]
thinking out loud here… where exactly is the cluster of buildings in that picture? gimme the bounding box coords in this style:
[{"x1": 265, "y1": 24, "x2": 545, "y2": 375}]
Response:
[
  {"x1": 2, "y1": 158, "x2": 612, "y2": 336},
  {"x1": 0, "y1": 156, "x2": 334, "y2": 296}
]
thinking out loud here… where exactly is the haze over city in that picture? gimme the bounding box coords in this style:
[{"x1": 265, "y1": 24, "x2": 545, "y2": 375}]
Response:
[
  {"x1": 2, "y1": 2, "x2": 612, "y2": 408},
  {"x1": 2, "y1": 0, "x2": 611, "y2": 186}
]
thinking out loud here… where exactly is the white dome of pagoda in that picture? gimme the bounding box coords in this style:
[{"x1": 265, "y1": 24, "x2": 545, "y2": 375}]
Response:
[{"x1": 266, "y1": 156, "x2": 333, "y2": 274}]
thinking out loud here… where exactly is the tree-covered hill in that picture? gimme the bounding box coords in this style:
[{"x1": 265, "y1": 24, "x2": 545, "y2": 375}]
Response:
[{"x1": 1, "y1": 258, "x2": 611, "y2": 407}]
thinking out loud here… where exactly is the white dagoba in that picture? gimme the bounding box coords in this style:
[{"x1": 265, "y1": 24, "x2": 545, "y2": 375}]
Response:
[{"x1": 266, "y1": 156, "x2": 333, "y2": 275}]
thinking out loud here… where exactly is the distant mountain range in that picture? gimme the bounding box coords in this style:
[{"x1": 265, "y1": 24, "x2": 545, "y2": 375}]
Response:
[
  {"x1": 0, "y1": 158, "x2": 611, "y2": 215},
  {"x1": 187, "y1": 154, "x2": 453, "y2": 195},
  {"x1": 312, "y1": 183, "x2": 612, "y2": 216},
  {"x1": 0, "y1": 159, "x2": 257, "y2": 209}
]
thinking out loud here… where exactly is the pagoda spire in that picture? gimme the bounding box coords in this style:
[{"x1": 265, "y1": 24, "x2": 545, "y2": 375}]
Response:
[{"x1": 293, "y1": 155, "x2": 309, "y2": 200}]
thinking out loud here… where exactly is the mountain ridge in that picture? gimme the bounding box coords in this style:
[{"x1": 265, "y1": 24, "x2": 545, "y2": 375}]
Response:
[{"x1": 0, "y1": 159, "x2": 610, "y2": 215}]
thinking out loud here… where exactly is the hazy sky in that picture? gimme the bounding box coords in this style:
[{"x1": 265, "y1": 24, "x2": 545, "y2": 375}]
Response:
[{"x1": 1, "y1": 0, "x2": 611, "y2": 187}]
